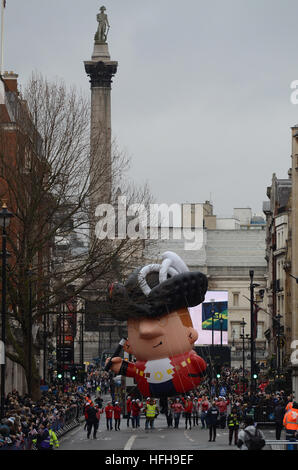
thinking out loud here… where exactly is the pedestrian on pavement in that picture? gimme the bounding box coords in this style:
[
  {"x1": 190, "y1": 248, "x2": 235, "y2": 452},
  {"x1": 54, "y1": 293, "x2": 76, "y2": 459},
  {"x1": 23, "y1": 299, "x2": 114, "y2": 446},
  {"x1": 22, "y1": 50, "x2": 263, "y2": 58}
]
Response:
[
  {"x1": 113, "y1": 402, "x2": 122, "y2": 431},
  {"x1": 192, "y1": 397, "x2": 200, "y2": 427},
  {"x1": 109, "y1": 379, "x2": 115, "y2": 402},
  {"x1": 206, "y1": 401, "x2": 219, "y2": 442},
  {"x1": 96, "y1": 384, "x2": 101, "y2": 397},
  {"x1": 95, "y1": 396, "x2": 103, "y2": 409},
  {"x1": 274, "y1": 398, "x2": 286, "y2": 440},
  {"x1": 83, "y1": 401, "x2": 90, "y2": 430},
  {"x1": 166, "y1": 399, "x2": 173, "y2": 428},
  {"x1": 227, "y1": 406, "x2": 240, "y2": 446},
  {"x1": 200, "y1": 396, "x2": 210, "y2": 429},
  {"x1": 86, "y1": 403, "x2": 99, "y2": 439},
  {"x1": 105, "y1": 402, "x2": 114, "y2": 431},
  {"x1": 171, "y1": 398, "x2": 184, "y2": 429},
  {"x1": 131, "y1": 400, "x2": 139, "y2": 428},
  {"x1": 126, "y1": 396, "x2": 132, "y2": 427},
  {"x1": 217, "y1": 397, "x2": 228, "y2": 429},
  {"x1": 144, "y1": 398, "x2": 159, "y2": 430},
  {"x1": 183, "y1": 396, "x2": 193, "y2": 430}
]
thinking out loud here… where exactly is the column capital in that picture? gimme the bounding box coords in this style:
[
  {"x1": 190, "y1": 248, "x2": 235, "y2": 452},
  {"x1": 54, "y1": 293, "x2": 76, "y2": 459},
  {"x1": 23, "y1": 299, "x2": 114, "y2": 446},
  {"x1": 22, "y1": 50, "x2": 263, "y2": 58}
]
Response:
[{"x1": 84, "y1": 60, "x2": 118, "y2": 89}]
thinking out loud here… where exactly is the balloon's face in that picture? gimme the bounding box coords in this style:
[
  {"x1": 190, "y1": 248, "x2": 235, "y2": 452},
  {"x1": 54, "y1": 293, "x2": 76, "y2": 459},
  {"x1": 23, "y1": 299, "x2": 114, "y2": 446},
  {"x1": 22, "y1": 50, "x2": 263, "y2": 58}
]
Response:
[{"x1": 125, "y1": 308, "x2": 198, "y2": 362}]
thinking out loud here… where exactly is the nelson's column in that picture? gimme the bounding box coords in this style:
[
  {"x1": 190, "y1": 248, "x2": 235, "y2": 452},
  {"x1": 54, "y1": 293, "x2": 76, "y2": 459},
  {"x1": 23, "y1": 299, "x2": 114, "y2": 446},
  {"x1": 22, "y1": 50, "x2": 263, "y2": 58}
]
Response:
[
  {"x1": 84, "y1": 6, "x2": 118, "y2": 219},
  {"x1": 83, "y1": 7, "x2": 119, "y2": 360}
]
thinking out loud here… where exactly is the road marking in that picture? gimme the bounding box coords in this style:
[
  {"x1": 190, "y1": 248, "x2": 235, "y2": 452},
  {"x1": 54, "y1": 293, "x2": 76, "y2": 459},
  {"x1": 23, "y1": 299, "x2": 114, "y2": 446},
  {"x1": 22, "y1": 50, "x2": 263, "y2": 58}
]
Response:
[
  {"x1": 124, "y1": 435, "x2": 137, "y2": 450},
  {"x1": 184, "y1": 430, "x2": 195, "y2": 442}
]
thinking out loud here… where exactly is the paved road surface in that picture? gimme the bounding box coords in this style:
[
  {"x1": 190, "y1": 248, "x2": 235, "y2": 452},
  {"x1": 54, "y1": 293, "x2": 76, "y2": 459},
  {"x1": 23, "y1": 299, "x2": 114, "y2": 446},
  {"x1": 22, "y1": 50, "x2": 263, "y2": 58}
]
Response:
[{"x1": 58, "y1": 395, "x2": 279, "y2": 451}]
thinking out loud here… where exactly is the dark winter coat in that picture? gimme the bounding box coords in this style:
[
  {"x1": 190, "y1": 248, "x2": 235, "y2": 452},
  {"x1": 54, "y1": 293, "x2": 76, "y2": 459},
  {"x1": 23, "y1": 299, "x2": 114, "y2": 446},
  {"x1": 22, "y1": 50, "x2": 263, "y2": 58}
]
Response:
[
  {"x1": 86, "y1": 406, "x2": 99, "y2": 424},
  {"x1": 207, "y1": 406, "x2": 219, "y2": 425},
  {"x1": 274, "y1": 403, "x2": 285, "y2": 425}
]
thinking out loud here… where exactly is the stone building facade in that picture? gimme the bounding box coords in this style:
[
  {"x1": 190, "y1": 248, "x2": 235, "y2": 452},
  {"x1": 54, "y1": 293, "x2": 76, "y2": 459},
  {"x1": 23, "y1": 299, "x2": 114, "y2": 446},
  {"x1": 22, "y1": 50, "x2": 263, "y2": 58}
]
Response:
[
  {"x1": 143, "y1": 202, "x2": 268, "y2": 368},
  {"x1": 263, "y1": 173, "x2": 291, "y2": 377},
  {"x1": 263, "y1": 124, "x2": 298, "y2": 395}
]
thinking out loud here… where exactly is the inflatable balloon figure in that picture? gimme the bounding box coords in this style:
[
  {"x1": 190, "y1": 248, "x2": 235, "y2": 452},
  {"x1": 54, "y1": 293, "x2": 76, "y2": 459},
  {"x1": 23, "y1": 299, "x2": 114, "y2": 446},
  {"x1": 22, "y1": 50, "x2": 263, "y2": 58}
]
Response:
[{"x1": 107, "y1": 251, "x2": 208, "y2": 398}]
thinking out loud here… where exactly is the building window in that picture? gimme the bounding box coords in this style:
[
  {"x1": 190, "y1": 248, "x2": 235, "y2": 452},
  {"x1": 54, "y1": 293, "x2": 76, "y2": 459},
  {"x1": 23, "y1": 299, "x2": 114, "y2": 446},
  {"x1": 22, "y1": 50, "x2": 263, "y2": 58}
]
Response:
[
  {"x1": 231, "y1": 322, "x2": 241, "y2": 339},
  {"x1": 257, "y1": 323, "x2": 264, "y2": 340},
  {"x1": 233, "y1": 293, "x2": 239, "y2": 307}
]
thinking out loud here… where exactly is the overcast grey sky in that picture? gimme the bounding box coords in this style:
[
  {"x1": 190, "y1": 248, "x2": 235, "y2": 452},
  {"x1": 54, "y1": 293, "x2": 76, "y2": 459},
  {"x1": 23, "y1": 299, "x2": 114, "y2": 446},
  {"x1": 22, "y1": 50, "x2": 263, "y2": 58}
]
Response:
[{"x1": 4, "y1": 0, "x2": 298, "y2": 216}]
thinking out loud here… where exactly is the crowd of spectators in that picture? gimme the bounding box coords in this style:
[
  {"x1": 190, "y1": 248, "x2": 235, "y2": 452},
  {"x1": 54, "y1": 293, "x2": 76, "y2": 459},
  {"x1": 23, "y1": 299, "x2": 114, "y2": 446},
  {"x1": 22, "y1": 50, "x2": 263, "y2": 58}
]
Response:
[
  {"x1": 0, "y1": 366, "x2": 115, "y2": 451},
  {"x1": 0, "y1": 382, "x2": 87, "y2": 450},
  {"x1": 0, "y1": 364, "x2": 293, "y2": 450}
]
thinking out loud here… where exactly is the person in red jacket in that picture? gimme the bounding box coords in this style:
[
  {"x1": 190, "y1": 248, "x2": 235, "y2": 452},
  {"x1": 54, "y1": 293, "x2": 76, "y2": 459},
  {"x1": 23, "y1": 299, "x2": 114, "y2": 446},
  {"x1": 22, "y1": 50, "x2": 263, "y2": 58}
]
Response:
[
  {"x1": 183, "y1": 396, "x2": 193, "y2": 430},
  {"x1": 83, "y1": 401, "x2": 92, "y2": 430},
  {"x1": 131, "y1": 399, "x2": 142, "y2": 428},
  {"x1": 200, "y1": 396, "x2": 210, "y2": 429},
  {"x1": 171, "y1": 398, "x2": 184, "y2": 429},
  {"x1": 105, "y1": 402, "x2": 114, "y2": 431},
  {"x1": 217, "y1": 397, "x2": 228, "y2": 429},
  {"x1": 126, "y1": 396, "x2": 132, "y2": 427},
  {"x1": 113, "y1": 402, "x2": 122, "y2": 431}
]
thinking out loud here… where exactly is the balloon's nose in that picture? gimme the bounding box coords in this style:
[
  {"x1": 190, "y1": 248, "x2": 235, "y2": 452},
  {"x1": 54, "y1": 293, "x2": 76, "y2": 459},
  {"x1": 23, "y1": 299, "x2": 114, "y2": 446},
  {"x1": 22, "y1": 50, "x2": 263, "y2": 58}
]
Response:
[{"x1": 138, "y1": 318, "x2": 163, "y2": 339}]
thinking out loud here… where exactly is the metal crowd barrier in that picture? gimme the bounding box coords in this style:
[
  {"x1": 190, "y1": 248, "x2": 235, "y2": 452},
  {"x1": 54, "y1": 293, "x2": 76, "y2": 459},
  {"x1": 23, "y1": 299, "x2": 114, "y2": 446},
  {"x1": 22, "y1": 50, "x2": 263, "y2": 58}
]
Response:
[{"x1": 265, "y1": 440, "x2": 298, "y2": 451}]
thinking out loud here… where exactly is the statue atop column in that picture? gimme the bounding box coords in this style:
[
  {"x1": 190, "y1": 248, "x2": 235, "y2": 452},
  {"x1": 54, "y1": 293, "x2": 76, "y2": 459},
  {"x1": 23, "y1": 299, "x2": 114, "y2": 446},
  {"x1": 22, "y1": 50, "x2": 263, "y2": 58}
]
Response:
[{"x1": 95, "y1": 6, "x2": 110, "y2": 44}]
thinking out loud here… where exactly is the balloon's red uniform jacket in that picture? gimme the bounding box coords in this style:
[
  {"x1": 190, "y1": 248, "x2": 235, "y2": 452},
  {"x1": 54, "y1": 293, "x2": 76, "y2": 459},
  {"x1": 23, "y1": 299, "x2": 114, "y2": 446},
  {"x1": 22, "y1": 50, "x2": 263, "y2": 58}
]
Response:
[{"x1": 120, "y1": 350, "x2": 206, "y2": 398}]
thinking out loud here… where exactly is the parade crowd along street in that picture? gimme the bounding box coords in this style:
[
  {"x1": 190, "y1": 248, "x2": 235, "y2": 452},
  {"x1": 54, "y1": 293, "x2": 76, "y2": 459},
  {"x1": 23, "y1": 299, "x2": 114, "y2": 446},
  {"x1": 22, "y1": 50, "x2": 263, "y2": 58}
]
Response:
[{"x1": 0, "y1": 365, "x2": 296, "y2": 450}]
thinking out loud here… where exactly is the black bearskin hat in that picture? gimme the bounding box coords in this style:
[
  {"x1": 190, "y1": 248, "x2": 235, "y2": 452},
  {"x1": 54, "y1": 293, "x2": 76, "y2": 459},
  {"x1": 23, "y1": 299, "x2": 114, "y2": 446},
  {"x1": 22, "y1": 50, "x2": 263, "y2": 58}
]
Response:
[{"x1": 107, "y1": 252, "x2": 208, "y2": 321}]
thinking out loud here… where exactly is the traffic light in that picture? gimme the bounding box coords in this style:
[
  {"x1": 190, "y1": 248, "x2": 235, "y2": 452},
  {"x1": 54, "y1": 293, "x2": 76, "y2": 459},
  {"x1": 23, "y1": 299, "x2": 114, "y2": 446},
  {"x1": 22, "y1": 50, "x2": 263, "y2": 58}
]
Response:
[
  {"x1": 215, "y1": 363, "x2": 221, "y2": 379},
  {"x1": 70, "y1": 367, "x2": 77, "y2": 381},
  {"x1": 253, "y1": 373, "x2": 258, "y2": 380},
  {"x1": 57, "y1": 373, "x2": 62, "y2": 380}
]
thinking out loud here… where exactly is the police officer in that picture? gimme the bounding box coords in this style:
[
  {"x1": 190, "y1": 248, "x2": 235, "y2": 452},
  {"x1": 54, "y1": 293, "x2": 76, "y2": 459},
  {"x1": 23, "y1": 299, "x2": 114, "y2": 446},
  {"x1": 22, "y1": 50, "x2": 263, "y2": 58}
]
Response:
[
  {"x1": 206, "y1": 401, "x2": 219, "y2": 442},
  {"x1": 227, "y1": 406, "x2": 240, "y2": 446}
]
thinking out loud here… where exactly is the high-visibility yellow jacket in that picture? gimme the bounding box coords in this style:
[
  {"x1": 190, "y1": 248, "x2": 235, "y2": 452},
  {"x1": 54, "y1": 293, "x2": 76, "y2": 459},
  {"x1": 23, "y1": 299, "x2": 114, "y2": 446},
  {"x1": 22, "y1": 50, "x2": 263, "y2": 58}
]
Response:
[
  {"x1": 283, "y1": 408, "x2": 298, "y2": 431},
  {"x1": 49, "y1": 429, "x2": 59, "y2": 448},
  {"x1": 146, "y1": 404, "x2": 157, "y2": 418}
]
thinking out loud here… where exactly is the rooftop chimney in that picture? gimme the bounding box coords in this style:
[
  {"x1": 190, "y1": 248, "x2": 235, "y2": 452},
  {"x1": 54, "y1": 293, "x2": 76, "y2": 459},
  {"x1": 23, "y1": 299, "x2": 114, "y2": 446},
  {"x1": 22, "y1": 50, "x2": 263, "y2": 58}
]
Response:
[{"x1": 2, "y1": 71, "x2": 18, "y2": 93}]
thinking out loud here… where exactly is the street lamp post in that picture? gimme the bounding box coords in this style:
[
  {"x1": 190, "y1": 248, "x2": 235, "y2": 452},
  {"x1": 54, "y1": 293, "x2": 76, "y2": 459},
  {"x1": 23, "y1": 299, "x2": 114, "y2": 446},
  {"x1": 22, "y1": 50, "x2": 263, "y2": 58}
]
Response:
[
  {"x1": 219, "y1": 314, "x2": 223, "y2": 349},
  {"x1": 0, "y1": 203, "x2": 13, "y2": 419},
  {"x1": 43, "y1": 314, "x2": 47, "y2": 384},
  {"x1": 240, "y1": 318, "x2": 246, "y2": 387},
  {"x1": 26, "y1": 266, "x2": 33, "y2": 397},
  {"x1": 80, "y1": 316, "x2": 84, "y2": 366},
  {"x1": 62, "y1": 303, "x2": 65, "y2": 388},
  {"x1": 211, "y1": 301, "x2": 215, "y2": 349},
  {"x1": 42, "y1": 281, "x2": 49, "y2": 384},
  {"x1": 249, "y1": 270, "x2": 260, "y2": 394}
]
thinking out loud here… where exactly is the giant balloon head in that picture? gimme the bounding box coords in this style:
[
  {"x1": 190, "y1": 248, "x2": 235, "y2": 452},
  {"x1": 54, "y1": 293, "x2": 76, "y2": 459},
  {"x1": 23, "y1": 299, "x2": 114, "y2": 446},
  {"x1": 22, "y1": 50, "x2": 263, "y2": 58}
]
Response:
[{"x1": 107, "y1": 251, "x2": 208, "y2": 398}]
